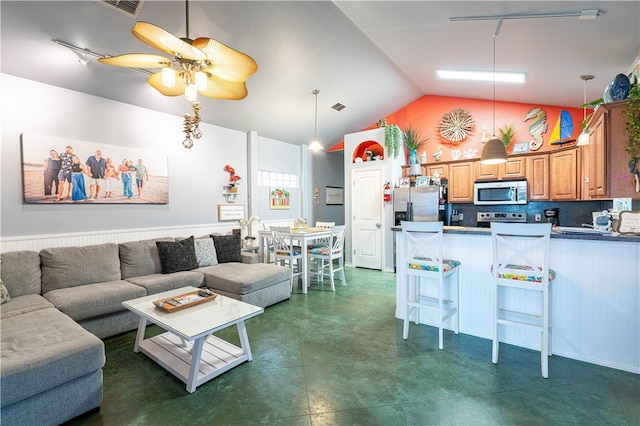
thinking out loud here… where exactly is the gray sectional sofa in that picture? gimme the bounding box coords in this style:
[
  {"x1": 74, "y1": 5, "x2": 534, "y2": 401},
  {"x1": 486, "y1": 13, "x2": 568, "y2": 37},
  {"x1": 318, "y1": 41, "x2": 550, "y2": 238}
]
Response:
[{"x1": 0, "y1": 235, "x2": 290, "y2": 425}]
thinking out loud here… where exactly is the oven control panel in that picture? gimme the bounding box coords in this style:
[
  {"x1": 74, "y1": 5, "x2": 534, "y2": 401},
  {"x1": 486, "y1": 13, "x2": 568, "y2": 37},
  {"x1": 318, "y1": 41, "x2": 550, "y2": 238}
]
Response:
[{"x1": 476, "y1": 211, "x2": 527, "y2": 227}]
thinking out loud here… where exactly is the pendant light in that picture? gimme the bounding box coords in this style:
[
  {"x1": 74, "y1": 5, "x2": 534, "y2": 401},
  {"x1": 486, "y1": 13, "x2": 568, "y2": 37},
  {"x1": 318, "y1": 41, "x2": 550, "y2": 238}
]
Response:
[
  {"x1": 577, "y1": 74, "x2": 594, "y2": 146},
  {"x1": 308, "y1": 89, "x2": 323, "y2": 151},
  {"x1": 480, "y1": 20, "x2": 508, "y2": 165}
]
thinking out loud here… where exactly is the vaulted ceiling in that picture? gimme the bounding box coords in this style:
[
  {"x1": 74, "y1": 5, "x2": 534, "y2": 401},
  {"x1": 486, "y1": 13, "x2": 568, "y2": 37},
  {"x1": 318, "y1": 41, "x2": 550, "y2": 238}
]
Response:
[{"x1": 2, "y1": 1, "x2": 638, "y2": 149}]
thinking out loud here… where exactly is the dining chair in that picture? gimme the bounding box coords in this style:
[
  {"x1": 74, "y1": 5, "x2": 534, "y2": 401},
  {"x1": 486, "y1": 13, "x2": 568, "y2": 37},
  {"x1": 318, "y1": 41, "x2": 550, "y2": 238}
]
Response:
[
  {"x1": 490, "y1": 222, "x2": 555, "y2": 378},
  {"x1": 270, "y1": 226, "x2": 302, "y2": 290},
  {"x1": 401, "y1": 221, "x2": 460, "y2": 350},
  {"x1": 308, "y1": 224, "x2": 346, "y2": 291}
]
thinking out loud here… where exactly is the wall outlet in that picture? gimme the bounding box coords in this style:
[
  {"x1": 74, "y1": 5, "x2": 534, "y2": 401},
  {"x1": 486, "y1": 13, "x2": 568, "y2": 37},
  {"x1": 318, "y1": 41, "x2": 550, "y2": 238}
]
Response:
[{"x1": 535, "y1": 213, "x2": 542, "y2": 222}]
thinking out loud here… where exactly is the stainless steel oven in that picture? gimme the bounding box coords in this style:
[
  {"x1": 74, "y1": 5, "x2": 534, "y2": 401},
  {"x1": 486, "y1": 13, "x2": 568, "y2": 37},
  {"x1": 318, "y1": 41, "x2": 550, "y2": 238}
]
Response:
[{"x1": 474, "y1": 179, "x2": 527, "y2": 205}]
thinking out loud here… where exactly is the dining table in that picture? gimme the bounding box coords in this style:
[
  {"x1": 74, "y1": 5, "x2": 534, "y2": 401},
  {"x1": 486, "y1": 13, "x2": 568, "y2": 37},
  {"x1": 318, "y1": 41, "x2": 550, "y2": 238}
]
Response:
[{"x1": 258, "y1": 227, "x2": 332, "y2": 294}]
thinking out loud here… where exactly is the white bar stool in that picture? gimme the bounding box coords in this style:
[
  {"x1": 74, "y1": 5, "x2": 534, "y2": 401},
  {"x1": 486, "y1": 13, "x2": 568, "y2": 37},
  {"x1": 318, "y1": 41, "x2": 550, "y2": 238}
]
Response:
[
  {"x1": 401, "y1": 221, "x2": 460, "y2": 350},
  {"x1": 490, "y1": 222, "x2": 555, "y2": 378}
]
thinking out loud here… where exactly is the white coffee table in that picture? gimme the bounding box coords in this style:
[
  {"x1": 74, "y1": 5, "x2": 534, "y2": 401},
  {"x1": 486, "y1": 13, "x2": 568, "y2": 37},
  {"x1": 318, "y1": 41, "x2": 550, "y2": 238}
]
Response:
[{"x1": 122, "y1": 287, "x2": 264, "y2": 393}]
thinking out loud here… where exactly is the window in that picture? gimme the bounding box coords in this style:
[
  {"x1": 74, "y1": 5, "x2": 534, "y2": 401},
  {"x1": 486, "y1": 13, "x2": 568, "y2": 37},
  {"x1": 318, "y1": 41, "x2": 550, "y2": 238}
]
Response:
[{"x1": 257, "y1": 170, "x2": 299, "y2": 188}]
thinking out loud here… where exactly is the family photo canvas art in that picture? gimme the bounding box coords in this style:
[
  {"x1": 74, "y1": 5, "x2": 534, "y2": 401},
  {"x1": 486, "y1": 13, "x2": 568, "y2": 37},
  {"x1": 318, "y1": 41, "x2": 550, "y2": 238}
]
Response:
[{"x1": 21, "y1": 133, "x2": 169, "y2": 204}]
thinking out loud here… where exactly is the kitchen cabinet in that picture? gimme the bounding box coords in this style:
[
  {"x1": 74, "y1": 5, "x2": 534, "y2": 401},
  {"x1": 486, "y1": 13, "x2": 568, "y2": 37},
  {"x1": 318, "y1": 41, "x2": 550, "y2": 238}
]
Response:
[
  {"x1": 448, "y1": 161, "x2": 474, "y2": 203},
  {"x1": 426, "y1": 164, "x2": 449, "y2": 179},
  {"x1": 526, "y1": 154, "x2": 550, "y2": 200},
  {"x1": 585, "y1": 100, "x2": 639, "y2": 199},
  {"x1": 550, "y1": 148, "x2": 579, "y2": 200},
  {"x1": 475, "y1": 157, "x2": 526, "y2": 180}
]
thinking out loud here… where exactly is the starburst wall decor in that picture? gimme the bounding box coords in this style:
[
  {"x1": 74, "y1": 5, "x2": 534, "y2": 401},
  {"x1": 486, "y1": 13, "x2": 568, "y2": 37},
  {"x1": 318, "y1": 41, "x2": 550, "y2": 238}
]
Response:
[{"x1": 439, "y1": 108, "x2": 475, "y2": 143}]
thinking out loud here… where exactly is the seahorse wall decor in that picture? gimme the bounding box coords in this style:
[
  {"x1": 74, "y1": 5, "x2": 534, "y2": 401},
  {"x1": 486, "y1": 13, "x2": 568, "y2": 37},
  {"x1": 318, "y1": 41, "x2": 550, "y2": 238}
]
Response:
[{"x1": 524, "y1": 107, "x2": 548, "y2": 151}]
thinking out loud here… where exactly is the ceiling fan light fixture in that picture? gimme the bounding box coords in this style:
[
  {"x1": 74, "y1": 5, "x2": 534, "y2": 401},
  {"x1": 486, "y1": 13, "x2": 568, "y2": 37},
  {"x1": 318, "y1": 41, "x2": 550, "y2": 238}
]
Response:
[
  {"x1": 162, "y1": 66, "x2": 176, "y2": 87},
  {"x1": 195, "y1": 71, "x2": 207, "y2": 91}
]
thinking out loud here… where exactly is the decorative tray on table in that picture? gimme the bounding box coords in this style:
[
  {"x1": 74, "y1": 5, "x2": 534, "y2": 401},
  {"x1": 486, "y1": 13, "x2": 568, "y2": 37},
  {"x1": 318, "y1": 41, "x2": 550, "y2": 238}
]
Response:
[{"x1": 153, "y1": 289, "x2": 217, "y2": 313}]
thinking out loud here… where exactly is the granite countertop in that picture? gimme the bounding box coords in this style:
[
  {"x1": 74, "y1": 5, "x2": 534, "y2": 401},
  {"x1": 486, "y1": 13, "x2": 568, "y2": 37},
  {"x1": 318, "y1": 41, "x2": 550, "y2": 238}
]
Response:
[{"x1": 391, "y1": 225, "x2": 640, "y2": 243}]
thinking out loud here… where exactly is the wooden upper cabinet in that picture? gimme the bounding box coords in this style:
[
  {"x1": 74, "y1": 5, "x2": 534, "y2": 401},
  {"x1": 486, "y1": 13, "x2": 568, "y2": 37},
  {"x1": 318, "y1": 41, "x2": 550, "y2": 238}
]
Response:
[
  {"x1": 550, "y1": 148, "x2": 579, "y2": 200},
  {"x1": 474, "y1": 157, "x2": 526, "y2": 180},
  {"x1": 526, "y1": 154, "x2": 550, "y2": 200},
  {"x1": 586, "y1": 100, "x2": 638, "y2": 199},
  {"x1": 426, "y1": 164, "x2": 449, "y2": 179},
  {"x1": 449, "y1": 161, "x2": 474, "y2": 203}
]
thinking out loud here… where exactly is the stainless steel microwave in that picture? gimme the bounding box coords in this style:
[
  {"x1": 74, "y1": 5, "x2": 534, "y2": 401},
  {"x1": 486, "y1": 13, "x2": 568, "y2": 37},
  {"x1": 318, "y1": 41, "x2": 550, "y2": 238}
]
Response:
[{"x1": 474, "y1": 179, "x2": 528, "y2": 205}]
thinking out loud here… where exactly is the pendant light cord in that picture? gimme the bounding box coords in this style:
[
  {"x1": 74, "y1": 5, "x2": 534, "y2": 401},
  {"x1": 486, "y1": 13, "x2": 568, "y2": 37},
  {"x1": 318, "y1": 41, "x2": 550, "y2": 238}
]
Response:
[
  {"x1": 492, "y1": 18, "x2": 502, "y2": 137},
  {"x1": 313, "y1": 89, "x2": 319, "y2": 141},
  {"x1": 185, "y1": 1, "x2": 190, "y2": 40}
]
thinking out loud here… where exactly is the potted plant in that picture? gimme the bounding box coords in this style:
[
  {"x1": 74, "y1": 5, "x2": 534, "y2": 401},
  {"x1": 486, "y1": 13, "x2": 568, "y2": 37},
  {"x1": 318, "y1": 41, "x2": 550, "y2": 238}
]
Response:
[
  {"x1": 384, "y1": 124, "x2": 402, "y2": 159},
  {"x1": 224, "y1": 164, "x2": 241, "y2": 193},
  {"x1": 498, "y1": 124, "x2": 514, "y2": 149},
  {"x1": 624, "y1": 73, "x2": 640, "y2": 182},
  {"x1": 403, "y1": 126, "x2": 429, "y2": 164}
]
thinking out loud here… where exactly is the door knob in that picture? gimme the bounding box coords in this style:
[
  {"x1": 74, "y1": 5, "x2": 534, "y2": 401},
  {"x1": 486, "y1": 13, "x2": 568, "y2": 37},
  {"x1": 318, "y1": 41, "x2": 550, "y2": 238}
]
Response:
[{"x1": 375, "y1": 223, "x2": 381, "y2": 229}]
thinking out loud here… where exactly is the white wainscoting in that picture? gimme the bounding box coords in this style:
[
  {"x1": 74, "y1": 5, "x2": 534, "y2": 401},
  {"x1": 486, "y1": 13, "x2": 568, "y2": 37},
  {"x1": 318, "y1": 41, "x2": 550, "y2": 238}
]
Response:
[{"x1": 395, "y1": 230, "x2": 640, "y2": 374}]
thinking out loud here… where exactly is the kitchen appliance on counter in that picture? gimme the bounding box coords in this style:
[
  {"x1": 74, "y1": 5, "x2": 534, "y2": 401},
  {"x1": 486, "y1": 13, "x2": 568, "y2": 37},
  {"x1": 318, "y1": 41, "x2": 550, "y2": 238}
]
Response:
[
  {"x1": 474, "y1": 179, "x2": 528, "y2": 205},
  {"x1": 437, "y1": 179, "x2": 451, "y2": 226},
  {"x1": 476, "y1": 211, "x2": 527, "y2": 227},
  {"x1": 393, "y1": 186, "x2": 439, "y2": 225},
  {"x1": 544, "y1": 208, "x2": 559, "y2": 226}
]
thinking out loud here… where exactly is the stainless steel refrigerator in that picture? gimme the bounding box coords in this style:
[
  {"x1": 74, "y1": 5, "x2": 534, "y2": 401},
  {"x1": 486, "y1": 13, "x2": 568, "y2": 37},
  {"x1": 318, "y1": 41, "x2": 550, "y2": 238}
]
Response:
[{"x1": 393, "y1": 186, "x2": 439, "y2": 223}]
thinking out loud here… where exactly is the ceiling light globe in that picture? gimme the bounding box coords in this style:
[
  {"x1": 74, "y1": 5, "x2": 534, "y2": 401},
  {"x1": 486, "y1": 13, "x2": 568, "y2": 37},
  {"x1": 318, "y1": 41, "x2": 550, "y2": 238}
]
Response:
[
  {"x1": 185, "y1": 84, "x2": 197, "y2": 102},
  {"x1": 195, "y1": 71, "x2": 207, "y2": 91},
  {"x1": 162, "y1": 67, "x2": 176, "y2": 88}
]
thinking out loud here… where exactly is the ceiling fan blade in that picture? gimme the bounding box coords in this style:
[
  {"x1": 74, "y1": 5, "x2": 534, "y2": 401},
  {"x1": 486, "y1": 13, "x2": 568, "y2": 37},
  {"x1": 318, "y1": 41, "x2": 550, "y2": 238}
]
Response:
[
  {"x1": 193, "y1": 38, "x2": 258, "y2": 83},
  {"x1": 199, "y1": 76, "x2": 249, "y2": 100},
  {"x1": 98, "y1": 53, "x2": 171, "y2": 69},
  {"x1": 148, "y1": 71, "x2": 186, "y2": 97},
  {"x1": 132, "y1": 22, "x2": 207, "y2": 61}
]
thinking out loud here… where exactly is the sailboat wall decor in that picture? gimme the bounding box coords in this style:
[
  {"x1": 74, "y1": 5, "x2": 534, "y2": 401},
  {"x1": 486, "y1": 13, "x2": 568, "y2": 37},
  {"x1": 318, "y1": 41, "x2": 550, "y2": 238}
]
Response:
[{"x1": 549, "y1": 110, "x2": 576, "y2": 146}]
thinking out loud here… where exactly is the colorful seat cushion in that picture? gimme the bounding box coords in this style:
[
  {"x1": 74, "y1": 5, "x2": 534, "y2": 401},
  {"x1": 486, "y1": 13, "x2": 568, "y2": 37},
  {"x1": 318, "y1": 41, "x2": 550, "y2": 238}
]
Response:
[
  {"x1": 275, "y1": 247, "x2": 301, "y2": 256},
  {"x1": 495, "y1": 264, "x2": 556, "y2": 282},
  {"x1": 408, "y1": 257, "x2": 460, "y2": 272},
  {"x1": 309, "y1": 246, "x2": 341, "y2": 256}
]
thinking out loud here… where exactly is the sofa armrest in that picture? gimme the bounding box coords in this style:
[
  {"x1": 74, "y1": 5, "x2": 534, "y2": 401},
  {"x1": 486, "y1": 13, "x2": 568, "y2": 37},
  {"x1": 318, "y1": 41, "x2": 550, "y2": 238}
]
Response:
[{"x1": 241, "y1": 252, "x2": 260, "y2": 264}]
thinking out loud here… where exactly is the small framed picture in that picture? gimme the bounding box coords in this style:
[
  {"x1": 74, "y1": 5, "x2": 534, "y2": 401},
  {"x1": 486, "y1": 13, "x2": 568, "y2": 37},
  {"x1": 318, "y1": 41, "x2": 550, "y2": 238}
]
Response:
[
  {"x1": 399, "y1": 177, "x2": 410, "y2": 188},
  {"x1": 512, "y1": 142, "x2": 529, "y2": 154},
  {"x1": 415, "y1": 176, "x2": 430, "y2": 187},
  {"x1": 325, "y1": 186, "x2": 343, "y2": 205}
]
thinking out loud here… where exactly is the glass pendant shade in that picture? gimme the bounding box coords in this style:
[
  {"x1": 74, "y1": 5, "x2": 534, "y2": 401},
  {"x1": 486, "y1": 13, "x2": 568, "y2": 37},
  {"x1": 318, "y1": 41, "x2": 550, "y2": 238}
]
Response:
[
  {"x1": 480, "y1": 137, "x2": 508, "y2": 164},
  {"x1": 185, "y1": 84, "x2": 197, "y2": 102},
  {"x1": 162, "y1": 67, "x2": 175, "y2": 87},
  {"x1": 409, "y1": 163, "x2": 422, "y2": 176},
  {"x1": 195, "y1": 71, "x2": 207, "y2": 91},
  {"x1": 308, "y1": 140, "x2": 323, "y2": 151},
  {"x1": 577, "y1": 130, "x2": 590, "y2": 146}
]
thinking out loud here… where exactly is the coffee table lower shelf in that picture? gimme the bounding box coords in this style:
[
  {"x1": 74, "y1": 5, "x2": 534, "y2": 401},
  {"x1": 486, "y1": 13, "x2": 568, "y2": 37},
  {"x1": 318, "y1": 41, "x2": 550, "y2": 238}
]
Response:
[{"x1": 138, "y1": 331, "x2": 248, "y2": 393}]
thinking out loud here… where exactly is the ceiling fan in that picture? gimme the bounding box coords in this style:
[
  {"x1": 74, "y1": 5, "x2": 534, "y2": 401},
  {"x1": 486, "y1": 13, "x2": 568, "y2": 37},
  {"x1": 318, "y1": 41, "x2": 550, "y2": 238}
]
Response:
[{"x1": 98, "y1": 1, "x2": 257, "y2": 102}]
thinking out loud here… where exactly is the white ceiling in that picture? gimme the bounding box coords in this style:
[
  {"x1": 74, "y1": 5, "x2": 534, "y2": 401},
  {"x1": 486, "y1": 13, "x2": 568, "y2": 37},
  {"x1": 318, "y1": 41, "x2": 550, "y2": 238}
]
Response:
[{"x1": 1, "y1": 1, "x2": 638, "y2": 149}]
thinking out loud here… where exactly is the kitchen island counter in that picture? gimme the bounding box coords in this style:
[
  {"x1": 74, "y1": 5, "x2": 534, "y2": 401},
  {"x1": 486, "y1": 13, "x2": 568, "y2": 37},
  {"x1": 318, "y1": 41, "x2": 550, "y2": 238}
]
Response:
[{"x1": 393, "y1": 224, "x2": 639, "y2": 374}]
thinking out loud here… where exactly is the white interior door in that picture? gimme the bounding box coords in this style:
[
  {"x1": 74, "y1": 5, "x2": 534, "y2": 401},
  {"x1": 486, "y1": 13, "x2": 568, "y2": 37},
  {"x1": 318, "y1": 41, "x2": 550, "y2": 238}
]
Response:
[{"x1": 352, "y1": 168, "x2": 382, "y2": 270}]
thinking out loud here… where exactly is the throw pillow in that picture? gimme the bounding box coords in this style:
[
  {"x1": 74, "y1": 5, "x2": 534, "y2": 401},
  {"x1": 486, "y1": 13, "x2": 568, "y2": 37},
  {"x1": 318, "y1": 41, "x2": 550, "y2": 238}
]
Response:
[
  {"x1": 212, "y1": 233, "x2": 242, "y2": 263},
  {"x1": 155, "y1": 236, "x2": 199, "y2": 274},
  {"x1": 194, "y1": 237, "x2": 218, "y2": 267},
  {"x1": 0, "y1": 281, "x2": 10, "y2": 304}
]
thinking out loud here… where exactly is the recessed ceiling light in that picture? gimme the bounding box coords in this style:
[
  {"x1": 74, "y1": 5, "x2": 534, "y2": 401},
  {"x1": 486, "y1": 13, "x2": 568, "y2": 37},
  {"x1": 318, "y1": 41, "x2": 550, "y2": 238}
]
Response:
[{"x1": 436, "y1": 69, "x2": 526, "y2": 83}]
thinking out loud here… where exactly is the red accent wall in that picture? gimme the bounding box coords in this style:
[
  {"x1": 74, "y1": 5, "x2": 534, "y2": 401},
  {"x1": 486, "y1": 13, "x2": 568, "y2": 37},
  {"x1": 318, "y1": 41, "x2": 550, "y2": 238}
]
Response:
[{"x1": 329, "y1": 94, "x2": 584, "y2": 162}]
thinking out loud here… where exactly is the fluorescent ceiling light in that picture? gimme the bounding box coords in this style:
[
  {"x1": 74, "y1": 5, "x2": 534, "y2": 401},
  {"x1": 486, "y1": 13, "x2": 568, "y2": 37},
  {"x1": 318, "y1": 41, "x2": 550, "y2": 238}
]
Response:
[{"x1": 437, "y1": 69, "x2": 526, "y2": 83}]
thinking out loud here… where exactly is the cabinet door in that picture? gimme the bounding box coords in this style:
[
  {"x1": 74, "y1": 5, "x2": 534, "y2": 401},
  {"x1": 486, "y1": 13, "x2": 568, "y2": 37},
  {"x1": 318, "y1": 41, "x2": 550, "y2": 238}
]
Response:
[
  {"x1": 475, "y1": 163, "x2": 499, "y2": 180},
  {"x1": 449, "y1": 162, "x2": 474, "y2": 203},
  {"x1": 426, "y1": 164, "x2": 449, "y2": 179},
  {"x1": 550, "y1": 149, "x2": 579, "y2": 200},
  {"x1": 526, "y1": 155, "x2": 549, "y2": 200},
  {"x1": 502, "y1": 157, "x2": 526, "y2": 178}
]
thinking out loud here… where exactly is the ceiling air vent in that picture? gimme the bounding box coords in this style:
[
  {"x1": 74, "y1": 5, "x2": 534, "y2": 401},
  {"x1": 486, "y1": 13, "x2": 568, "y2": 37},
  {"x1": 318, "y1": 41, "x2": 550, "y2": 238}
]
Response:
[
  {"x1": 331, "y1": 103, "x2": 347, "y2": 112},
  {"x1": 98, "y1": 0, "x2": 144, "y2": 18}
]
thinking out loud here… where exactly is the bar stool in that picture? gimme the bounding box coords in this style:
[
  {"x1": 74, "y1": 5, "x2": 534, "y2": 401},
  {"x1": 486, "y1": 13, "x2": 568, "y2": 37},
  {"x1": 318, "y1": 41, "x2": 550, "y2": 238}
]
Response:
[
  {"x1": 401, "y1": 221, "x2": 460, "y2": 350},
  {"x1": 490, "y1": 222, "x2": 555, "y2": 378}
]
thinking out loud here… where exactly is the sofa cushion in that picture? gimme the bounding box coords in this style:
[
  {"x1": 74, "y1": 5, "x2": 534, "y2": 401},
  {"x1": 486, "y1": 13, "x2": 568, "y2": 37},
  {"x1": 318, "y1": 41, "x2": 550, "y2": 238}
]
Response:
[
  {"x1": 0, "y1": 294, "x2": 54, "y2": 320},
  {"x1": 0, "y1": 307, "x2": 105, "y2": 408},
  {"x1": 156, "y1": 236, "x2": 199, "y2": 274},
  {"x1": 212, "y1": 234, "x2": 242, "y2": 263},
  {"x1": 125, "y1": 271, "x2": 204, "y2": 295},
  {"x1": 0, "y1": 282, "x2": 9, "y2": 304},
  {"x1": 40, "y1": 243, "x2": 121, "y2": 293},
  {"x1": 201, "y1": 263, "x2": 290, "y2": 295},
  {"x1": 0, "y1": 250, "x2": 42, "y2": 297},
  {"x1": 119, "y1": 237, "x2": 174, "y2": 279},
  {"x1": 194, "y1": 237, "x2": 218, "y2": 267},
  {"x1": 43, "y1": 280, "x2": 146, "y2": 322}
]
